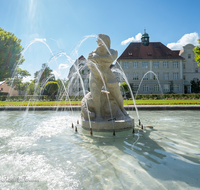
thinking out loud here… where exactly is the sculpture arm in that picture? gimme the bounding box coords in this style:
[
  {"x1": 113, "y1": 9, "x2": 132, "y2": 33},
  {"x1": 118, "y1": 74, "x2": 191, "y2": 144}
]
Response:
[{"x1": 88, "y1": 49, "x2": 118, "y2": 64}]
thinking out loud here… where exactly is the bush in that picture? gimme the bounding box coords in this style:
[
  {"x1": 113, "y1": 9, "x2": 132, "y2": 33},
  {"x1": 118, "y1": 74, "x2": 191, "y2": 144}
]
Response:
[
  {"x1": 129, "y1": 93, "x2": 200, "y2": 100},
  {"x1": 2, "y1": 95, "x2": 49, "y2": 101}
]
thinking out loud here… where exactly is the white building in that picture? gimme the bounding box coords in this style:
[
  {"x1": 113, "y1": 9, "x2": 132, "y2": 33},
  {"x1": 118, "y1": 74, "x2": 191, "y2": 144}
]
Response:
[
  {"x1": 180, "y1": 44, "x2": 200, "y2": 93},
  {"x1": 117, "y1": 32, "x2": 199, "y2": 94},
  {"x1": 67, "y1": 55, "x2": 90, "y2": 95}
]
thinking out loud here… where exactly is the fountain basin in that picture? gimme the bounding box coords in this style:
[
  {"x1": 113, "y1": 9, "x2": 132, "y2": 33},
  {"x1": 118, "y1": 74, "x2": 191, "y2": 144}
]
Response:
[{"x1": 81, "y1": 116, "x2": 134, "y2": 132}]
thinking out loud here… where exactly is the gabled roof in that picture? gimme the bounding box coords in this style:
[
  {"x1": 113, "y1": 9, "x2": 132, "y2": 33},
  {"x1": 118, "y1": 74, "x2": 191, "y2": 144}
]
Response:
[
  {"x1": 0, "y1": 81, "x2": 6, "y2": 85},
  {"x1": 78, "y1": 55, "x2": 86, "y2": 60},
  {"x1": 118, "y1": 42, "x2": 184, "y2": 60}
]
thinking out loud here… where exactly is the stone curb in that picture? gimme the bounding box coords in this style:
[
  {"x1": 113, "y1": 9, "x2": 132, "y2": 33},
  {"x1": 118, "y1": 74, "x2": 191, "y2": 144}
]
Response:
[{"x1": 1, "y1": 105, "x2": 200, "y2": 111}]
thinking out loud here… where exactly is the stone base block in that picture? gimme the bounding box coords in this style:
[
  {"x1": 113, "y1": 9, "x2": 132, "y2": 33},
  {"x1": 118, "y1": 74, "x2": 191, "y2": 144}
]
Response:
[{"x1": 81, "y1": 117, "x2": 134, "y2": 132}]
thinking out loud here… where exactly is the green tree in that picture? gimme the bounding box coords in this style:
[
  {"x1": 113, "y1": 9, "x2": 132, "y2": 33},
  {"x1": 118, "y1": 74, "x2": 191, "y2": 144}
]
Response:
[
  {"x1": 191, "y1": 78, "x2": 200, "y2": 93},
  {"x1": 34, "y1": 63, "x2": 55, "y2": 84},
  {"x1": 194, "y1": 38, "x2": 200, "y2": 66},
  {"x1": 0, "y1": 28, "x2": 25, "y2": 81},
  {"x1": 6, "y1": 68, "x2": 30, "y2": 95},
  {"x1": 44, "y1": 81, "x2": 59, "y2": 100},
  {"x1": 120, "y1": 82, "x2": 129, "y2": 97},
  {"x1": 26, "y1": 80, "x2": 35, "y2": 95}
]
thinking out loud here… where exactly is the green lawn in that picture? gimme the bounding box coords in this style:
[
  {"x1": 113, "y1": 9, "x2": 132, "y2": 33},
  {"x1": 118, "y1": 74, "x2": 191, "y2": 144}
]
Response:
[
  {"x1": 123, "y1": 99, "x2": 200, "y2": 105},
  {"x1": 0, "y1": 99, "x2": 200, "y2": 106}
]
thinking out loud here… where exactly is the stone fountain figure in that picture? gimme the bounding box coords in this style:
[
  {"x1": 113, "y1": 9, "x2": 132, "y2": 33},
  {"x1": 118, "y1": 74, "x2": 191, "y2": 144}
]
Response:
[{"x1": 81, "y1": 34, "x2": 134, "y2": 132}]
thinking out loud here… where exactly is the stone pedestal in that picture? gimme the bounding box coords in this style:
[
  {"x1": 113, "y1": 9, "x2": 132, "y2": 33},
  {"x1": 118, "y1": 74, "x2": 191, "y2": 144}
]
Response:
[{"x1": 82, "y1": 116, "x2": 134, "y2": 132}]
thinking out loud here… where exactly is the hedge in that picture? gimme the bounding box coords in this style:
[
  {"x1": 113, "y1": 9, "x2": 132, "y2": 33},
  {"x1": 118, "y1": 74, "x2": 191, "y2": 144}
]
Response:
[
  {"x1": 0, "y1": 95, "x2": 49, "y2": 101},
  {"x1": 133, "y1": 93, "x2": 200, "y2": 100},
  {"x1": 1, "y1": 93, "x2": 200, "y2": 101}
]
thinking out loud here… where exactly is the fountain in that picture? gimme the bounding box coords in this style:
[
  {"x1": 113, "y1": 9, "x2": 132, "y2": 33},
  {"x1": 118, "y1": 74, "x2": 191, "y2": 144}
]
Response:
[
  {"x1": 81, "y1": 34, "x2": 134, "y2": 132},
  {"x1": 0, "y1": 35, "x2": 200, "y2": 190}
]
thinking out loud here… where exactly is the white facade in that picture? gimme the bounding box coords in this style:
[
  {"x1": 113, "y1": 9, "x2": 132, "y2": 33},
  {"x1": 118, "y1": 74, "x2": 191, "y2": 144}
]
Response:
[
  {"x1": 117, "y1": 43, "x2": 199, "y2": 94},
  {"x1": 180, "y1": 44, "x2": 200, "y2": 93},
  {"x1": 67, "y1": 56, "x2": 90, "y2": 95},
  {"x1": 118, "y1": 59, "x2": 184, "y2": 94}
]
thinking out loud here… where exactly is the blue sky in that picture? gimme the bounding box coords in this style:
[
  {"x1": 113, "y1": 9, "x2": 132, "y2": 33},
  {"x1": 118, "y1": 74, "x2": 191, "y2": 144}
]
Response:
[{"x1": 0, "y1": 0, "x2": 200, "y2": 81}]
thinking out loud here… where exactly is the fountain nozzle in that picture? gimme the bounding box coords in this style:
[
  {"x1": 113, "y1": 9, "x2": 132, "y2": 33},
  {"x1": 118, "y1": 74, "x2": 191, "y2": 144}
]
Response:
[
  {"x1": 132, "y1": 128, "x2": 135, "y2": 134},
  {"x1": 141, "y1": 125, "x2": 143, "y2": 130},
  {"x1": 77, "y1": 120, "x2": 79, "y2": 124},
  {"x1": 75, "y1": 126, "x2": 78, "y2": 133},
  {"x1": 139, "y1": 119, "x2": 141, "y2": 126},
  {"x1": 90, "y1": 128, "x2": 93, "y2": 136},
  {"x1": 113, "y1": 130, "x2": 115, "y2": 136},
  {"x1": 72, "y1": 123, "x2": 74, "y2": 128}
]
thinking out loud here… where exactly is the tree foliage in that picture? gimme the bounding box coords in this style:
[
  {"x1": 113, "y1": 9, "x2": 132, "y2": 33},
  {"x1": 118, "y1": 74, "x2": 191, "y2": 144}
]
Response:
[
  {"x1": 191, "y1": 78, "x2": 200, "y2": 93},
  {"x1": 44, "y1": 81, "x2": 59, "y2": 100},
  {"x1": 34, "y1": 63, "x2": 55, "y2": 84},
  {"x1": 120, "y1": 82, "x2": 129, "y2": 93},
  {"x1": 0, "y1": 28, "x2": 25, "y2": 81},
  {"x1": 194, "y1": 38, "x2": 200, "y2": 66}
]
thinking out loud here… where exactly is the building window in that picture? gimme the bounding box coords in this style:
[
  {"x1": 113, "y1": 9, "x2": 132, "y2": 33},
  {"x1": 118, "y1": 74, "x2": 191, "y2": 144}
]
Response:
[
  {"x1": 173, "y1": 84, "x2": 179, "y2": 92},
  {"x1": 123, "y1": 62, "x2": 129, "y2": 68},
  {"x1": 133, "y1": 62, "x2": 138, "y2": 68},
  {"x1": 142, "y1": 62, "x2": 148, "y2": 68},
  {"x1": 183, "y1": 75, "x2": 186, "y2": 80},
  {"x1": 188, "y1": 54, "x2": 191, "y2": 58},
  {"x1": 133, "y1": 73, "x2": 139, "y2": 80},
  {"x1": 84, "y1": 78, "x2": 88, "y2": 83},
  {"x1": 195, "y1": 68, "x2": 198, "y2": 73},
  {"x1": 132, "y1": 85, "x2": 139, "y2": 91},
  {"x1": 163, "y1": 62, "x2": 169, "y2": 68},
  {"x1": 153, "y1": 72, "x2": 159, "y2": 80},
  {"x1": 173, "y1": 61, "x2": 178, "y2": 68},
  {"x1": 163, "y1": 73, "x2": 169, "y2": 80},
  {"x1": 173, "y1": 73, "x2": 179, "y2": 80},
  {"x1": 143, "y1": 84, "x2": 148, "y2": 92},
  {"x1": 143, "y1": 73, "x2": 148, "y2": 80},
  {"x1": 163, "y1": 84, "x2": 170, "y2": 92},
  {"x1": 153, "y1": 62, "x2": 159, "y2": 68},
  {"x1": 183, "y1": 64, "x2": 185, "y2": 69},
  {"x1": 154, "y1": 84, "x2": 159, "y2": 92}
]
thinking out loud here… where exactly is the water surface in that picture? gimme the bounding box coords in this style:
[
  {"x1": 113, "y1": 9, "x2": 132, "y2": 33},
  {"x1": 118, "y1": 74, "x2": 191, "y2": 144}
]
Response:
[{"x1": 0, "y1": 110, "x2": 200, "y2": 189}]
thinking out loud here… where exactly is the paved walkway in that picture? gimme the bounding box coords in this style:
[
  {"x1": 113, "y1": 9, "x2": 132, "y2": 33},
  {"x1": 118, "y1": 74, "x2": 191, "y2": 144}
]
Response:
[{"x1": 1, "y1": 105, "x2": 200, "y2": 111}]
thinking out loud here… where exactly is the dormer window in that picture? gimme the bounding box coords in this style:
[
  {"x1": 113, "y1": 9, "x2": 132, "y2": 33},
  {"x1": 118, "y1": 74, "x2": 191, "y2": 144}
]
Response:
[{"x1": 188, "y1": 54, "x2": 191, "y2": 59}]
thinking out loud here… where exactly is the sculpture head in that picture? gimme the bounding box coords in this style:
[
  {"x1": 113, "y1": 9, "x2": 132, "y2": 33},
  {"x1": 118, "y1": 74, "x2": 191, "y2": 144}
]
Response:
[{"x1": 97, "y1": 34, "x2": 111, "y2": 49}]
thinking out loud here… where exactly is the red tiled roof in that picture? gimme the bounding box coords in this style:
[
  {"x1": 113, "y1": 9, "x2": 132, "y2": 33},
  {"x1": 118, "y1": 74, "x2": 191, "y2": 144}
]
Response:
[
  {"x1": 78, "y1": 55, "x2": 86, "y2": 60},
  {"x1": 118, "y1": 42, "x2": 184, "y2": 60}
]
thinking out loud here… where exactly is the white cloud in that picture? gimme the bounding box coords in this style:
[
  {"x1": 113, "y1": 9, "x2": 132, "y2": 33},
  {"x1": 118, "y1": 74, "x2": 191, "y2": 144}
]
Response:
[
  {"x1": 52, "y1": 70, "x2": 61, "y2": 78},
  {"x1": 58, "y1": 63, "x2": 69, "y2": 70},
  {"x1": 22, "y1": 76, "x2": 33, "y2": 83},
  {"x1": 167, "y1": 32, "x2": 199, "y2": 50},
  {"x1": 121, "y1": 33, "x2": 142, "y2": 45}
]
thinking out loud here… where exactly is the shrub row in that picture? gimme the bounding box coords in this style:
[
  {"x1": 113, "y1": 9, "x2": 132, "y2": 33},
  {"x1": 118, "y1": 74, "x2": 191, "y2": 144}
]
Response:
[
  {"x1": 1, "y1": 93, "x2": 200, "y2": 101},
  {"x1": 0, "y1": 92, "x2": 9, "y2": 96},
  {"x1": 133, "y1": 94, "x2": 200, "y2": 100},
  {"x1": 127, "y1": 102, "x2": 200, "y2": 105},
  {"x1": 0, "y1": 95, "x2": 49, "y2": 101}
]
